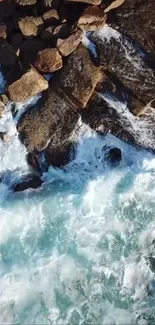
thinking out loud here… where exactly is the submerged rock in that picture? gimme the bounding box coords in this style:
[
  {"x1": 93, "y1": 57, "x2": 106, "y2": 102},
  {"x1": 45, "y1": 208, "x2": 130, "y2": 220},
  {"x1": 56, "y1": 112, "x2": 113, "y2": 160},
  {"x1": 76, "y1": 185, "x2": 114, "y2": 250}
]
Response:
[
  {"x1": 105, "y1": 147, "x2": 122, "y2": 166},
  {"x1": 13, "y1": 175, "x2": 43, "y2": 192}
]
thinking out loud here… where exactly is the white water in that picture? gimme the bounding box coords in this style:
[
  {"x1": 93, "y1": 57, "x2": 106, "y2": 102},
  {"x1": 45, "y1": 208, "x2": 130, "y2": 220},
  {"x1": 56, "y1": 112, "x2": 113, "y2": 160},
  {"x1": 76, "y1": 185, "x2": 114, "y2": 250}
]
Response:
[{"x1": 1, "y1": 26, "x2": 155, "y2": 325}]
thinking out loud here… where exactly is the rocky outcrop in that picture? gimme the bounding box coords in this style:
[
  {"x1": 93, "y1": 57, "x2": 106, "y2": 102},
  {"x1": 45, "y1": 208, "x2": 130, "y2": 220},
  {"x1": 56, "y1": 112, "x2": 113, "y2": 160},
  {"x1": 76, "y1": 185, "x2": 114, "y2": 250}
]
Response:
[
  {"x1": 8, "y1": 67, "x2": 48, "y2": 102},
  {"x1": 56, "y1": 29, "x2": 82, "y2": 56},
  {"x1": 34, "y1": 48, "x2": 62, "y2": 73},
  {"x1": 109, "y1": 0, "x2": 155, "y2": 53},
  {"x1": 90, "y1": 31, "x2": 155, "y2": 114},
  {"x1": 55, "y1": 44, "x2": 102, "y2": 108},
  {"x1": 13, "y1": 175, "x2": 43, "y2": 192}
]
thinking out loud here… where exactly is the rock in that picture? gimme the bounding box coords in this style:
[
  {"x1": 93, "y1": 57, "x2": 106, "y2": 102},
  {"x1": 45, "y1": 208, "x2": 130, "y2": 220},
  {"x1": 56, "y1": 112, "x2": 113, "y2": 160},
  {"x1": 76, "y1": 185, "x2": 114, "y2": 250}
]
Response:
[
  {"x1": 19, "y1": 16, "x2": 44, "y2": 37},
  {"x1": 57, "y1": 29, "x2": 82, "y2": 56},
  {"x1": 0, "y1": 40, "x2": 18, "y2": 66},
  {"x1": 41, "y1": 24, "x2": 70, "y2": 44},
  {"x1": 42, "y1": 9, "x2": 59, "y2": 25},
  {"x1": 34, "y1": 48, "x2": 63, "y2": 73},
  {"x1": 0, "y1": 24, "x2": 7, "y2": 39},
  {"x1": 11, "y1": 32, "x2": 23, "y2": 47},
  {"x1": 0, "y1": 0, "x2": 16, "y2": 20},
  {"x1": 105, "y1": 147, "x2": 122, "y2": 166},
  {"x1": 65, "y1": 0, "x2": 102, "y2": 5},
  {"x1": 17, "y1": 88, "x2": 79, "y2": 153},
  {"x1": 8, "y1": 67, "x2": 48, "y2": 102},
  {"x1": 109, "y1": 0, "x2": 155, "y2": 52},
  {"x1": 78, "y1": 6, "x2": 106, "y2": 31},
  {"x1": 15, "y1": 0, "x2": 37, "y2": 4},
  {"x1": 19, "y1": 38, "x2": 45, "y2": 67},
  {"x1": 90, "y1": 31, "x2": 155, "y2": 114},
  {"x1": 0, "y1": 131, "x2": 11, "y2": 142},
  {"x1": 44, "y1": 141, "x2": 75, "y2": 167},
  {"x1": 55, "y1": 44, "x2": 102, "y2": 108},
  {"x1": 13, "y1": 175, "x2": 43, "y2": 192},
  {"x1": 40, "y1": 26, "x2": 55, "y2": 43},
  {"x1": 0, "y1": 100, "x2": 4, "y2": 117},
  {"x1": 101, "y1": 0, "x2": 125, "y2": 12},
  {"x1": 0, "y1": 94, "x2": 9, "y2": 105}
]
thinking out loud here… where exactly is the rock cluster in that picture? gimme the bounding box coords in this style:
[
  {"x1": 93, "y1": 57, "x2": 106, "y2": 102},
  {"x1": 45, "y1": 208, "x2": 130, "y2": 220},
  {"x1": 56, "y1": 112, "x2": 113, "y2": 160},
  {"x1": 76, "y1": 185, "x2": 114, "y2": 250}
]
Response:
[{"x1": 1, "y1": 0, "x2": 155, "y2": 178}]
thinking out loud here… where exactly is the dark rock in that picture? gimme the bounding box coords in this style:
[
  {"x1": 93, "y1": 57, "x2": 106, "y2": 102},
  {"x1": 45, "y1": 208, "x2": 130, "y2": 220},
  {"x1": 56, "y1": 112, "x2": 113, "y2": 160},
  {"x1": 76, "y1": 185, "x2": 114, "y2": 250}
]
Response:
[
  {"x1": 11, "y1": 32, "x2": 23, "y2": 47},
  {"x1": 17, "y1": 87, "x2": 79, "y2": 153},
  {"x1": 34, "y1": 48, "x2": 62, "y2": 73},
  {"x1": 109, "y1": 0, "x2": 155, "y2": 53},
  {"x1": 105, "y1": 147, "x2": 122, "y2": 166},
  {"x1": 0, "y1": 40, "x2": 18, "y2": 66},
  {"x1": 0, "y1": 24, "x2": 7, "y2": 39},
  {"x1": 19, "y1": 38, "x2": 45, "y2": 67},
  {"x1": 55, "y1": 43, "x2": 102, "y2": 108},
  {"x1": 78, "y1": 6, "x2": 106, "y2": 31},
  {"x1": 42, "y1": 9, "x2": 59, "y2": 26},
  {"x1": 90, "y1": 32, "x2": 155, "y2": 114},
  {"x1": 44, "y1": 141, "x2": 75, "y2": 167},
  {"x1": 57, "y1": 29, "x2": 82, "y2": 56},
  {"x1": 0, "y1": 0, "x2": 16, "y2": 20},
  {"x1": 13, "y1": 175, "x2": 43, "y2": 192}
]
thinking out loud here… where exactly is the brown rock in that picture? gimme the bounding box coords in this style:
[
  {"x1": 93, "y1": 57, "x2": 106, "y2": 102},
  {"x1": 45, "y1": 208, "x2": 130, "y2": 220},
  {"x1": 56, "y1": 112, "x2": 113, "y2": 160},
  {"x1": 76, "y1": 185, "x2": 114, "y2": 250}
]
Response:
[
  {"x1": 19, "y1": 38, "x2": 45, "y2": 67},
  {"x1": 78, "y1": 6, "x2": 106, "y2": 31},
  {"x1": 0, "y1": 24, "x2": 7, "y2": 39},
  {"x1": 0, "y1": 40, "x2": 18, "y2": 66},
  {"x1": 34, "y1": 48, "x2": 62, "y2": 73},
  {"x1": 19, "y1": 16, "x2": 44, "y2": 37},
  {"x1": 0, "y1": 94, "x2": 9, "y2": 106},
  {"x1": 0, "y1": 100, "x2": 5, "y2": 117},
  {"x1": 65, "y1": 0, "x2": 102, "y2": 5},
  {"x1": 57, "y1": 29, "x2": 82, "y2": 57},
  {"x1": 15, "y1": 0, "x2": 37, "y2": 4},
  {"x1": 8, "y1": 67, "x2": 48, "y2": 102},
  {"x1": 55, "y1": 44, "x2": 102, "y2": 108},
  {"x1": 42, "y1": 9, "x2": 59, "y2": 25}
]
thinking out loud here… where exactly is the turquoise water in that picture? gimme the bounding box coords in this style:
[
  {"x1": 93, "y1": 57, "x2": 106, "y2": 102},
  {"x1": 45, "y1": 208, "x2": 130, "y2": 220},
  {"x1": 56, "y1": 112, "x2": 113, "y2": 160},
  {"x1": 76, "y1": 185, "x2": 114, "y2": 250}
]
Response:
[{"x1": 0, "y1": 113, "x2": 155, "y2": 324}]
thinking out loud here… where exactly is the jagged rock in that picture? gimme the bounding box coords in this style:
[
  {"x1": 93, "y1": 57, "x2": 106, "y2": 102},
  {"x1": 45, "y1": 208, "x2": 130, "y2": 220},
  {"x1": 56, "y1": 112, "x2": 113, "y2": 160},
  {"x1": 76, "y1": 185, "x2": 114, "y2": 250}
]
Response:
[
  {"x1": 0, "y1": 24, "x2": 7, "y2": 39},
  {"x1": 57, "y1": 29, "x2": 82, "y2": 56},
  {"x1": 90, "y1": 31, "x2": 155, "y2": 114},
  {"x1": 19, "y1": 16, "x2": 44, "y2": 37},
  {"x1": 44, "y1": 141, "x2": 75, "y2": 167},
  {"x1": 105, "y1": 147, "x2": 122, "y2": 166},
  {"x1": 13, "y1": 175, "x2": 43, "y2": 192},
  {"x1": 8, "y1": 67, "x2": 48, "y2": 102},
  {"x1": 17, "y1": 88, "x2": 79, "y2": 152},
  {"x1": 78, "y1": 6, "x2": 106, "y2": 31},
  {"x1": 15, "y1": 0, "x2": 37, "y2": 4},
  {"x1": 0, "y1": 40, "x2": 18, "y2": 66},
  {"x1": 41, "y1": 24, "x2": 70, "y2": 44},
  {"x1": 109, "y1": 0, "x2": 155, "y2": 52},
  {"x1": 19, "y1": 38, "x2": 45, "y2": 67},
  {"x1": 34, "y1": 48, "x2": 63, "y2": 73},
  {"x1": 101, "y1": 0, "x2": 125, "y2": 12},
  {"x1": 42, "y1": 9, "x2": 59, "y2": 25},
  {"x1": 55, "y1": 44, "x2": 102, "y2": 108},
  {"x1": 65, "y1": 0, "x2": 102, "y2": 5}
]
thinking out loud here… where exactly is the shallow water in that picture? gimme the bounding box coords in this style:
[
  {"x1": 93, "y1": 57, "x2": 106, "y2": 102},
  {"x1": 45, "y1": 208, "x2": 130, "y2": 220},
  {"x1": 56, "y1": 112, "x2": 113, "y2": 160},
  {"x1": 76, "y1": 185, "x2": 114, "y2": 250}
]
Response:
[{"x1": 1, "y1": 26, "x2": 155, "y2": 325}]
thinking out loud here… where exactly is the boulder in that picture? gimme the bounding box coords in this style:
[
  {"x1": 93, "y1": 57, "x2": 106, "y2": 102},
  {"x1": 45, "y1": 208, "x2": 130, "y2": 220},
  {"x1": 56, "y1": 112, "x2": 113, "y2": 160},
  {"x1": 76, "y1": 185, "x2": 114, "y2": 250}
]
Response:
[
  {"x1": 55, "y1": 43, "x2": 102, "y2": 108},
  {"x1": 18, "y1": 16, "x2": 44, "y2": 37},
  {"x1": 109, "y1": 0, "x2": 155, "y2": 52},
  {"x1": 105, "y1": 147, "x2": 122, "y2": 166},
  {"x1": 0, "y1": 24, "x2": 7, "y2": 39},
  {"x1": 8, "y1": 67, "x2": 48, "y2": 102},
  {"x1": 101, "y1": 0, "x2": 125, "y2": 12},
  {"x1": 34, "y1": 48, "x2": 63, "y2": 73},
  {"x1": 78, "y1": 6, "x2": 106, "y2": 31},
  {"x1": 13, "y1": 175, "x2": 43, "y2": 192},
  {"x1": 90, "y1": 31, "x2": 155, "y2": 114},
  {"x1": 17, "y1": 88, "x2": 79, "y2": 153},
  {"x1": 65, "y1": 0, "x2": 102, "y2": 5},
  {"x1": 57, "y1": 29, "x2": 82, "y2": 56},
  {"x1": 42, "y1": 9, "x2": 59, "y2": 25},
  {"x1": 0, "y1": 40, "x2": 18, "y2": 66}
]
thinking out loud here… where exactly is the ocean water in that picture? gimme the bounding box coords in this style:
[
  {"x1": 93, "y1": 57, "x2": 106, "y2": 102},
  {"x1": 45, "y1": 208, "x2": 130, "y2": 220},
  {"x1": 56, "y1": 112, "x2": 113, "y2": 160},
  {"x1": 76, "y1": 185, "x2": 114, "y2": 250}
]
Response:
[{"x1": 1, "y1": 27, "x2": 155, "y2": 325}]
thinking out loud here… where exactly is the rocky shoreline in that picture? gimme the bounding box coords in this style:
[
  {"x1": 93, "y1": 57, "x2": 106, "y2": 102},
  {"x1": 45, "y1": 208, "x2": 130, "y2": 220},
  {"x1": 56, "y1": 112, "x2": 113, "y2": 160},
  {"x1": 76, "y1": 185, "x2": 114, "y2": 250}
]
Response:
[{"x1": 0, "y1": 0, "x2": 155, "y2": 191}]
